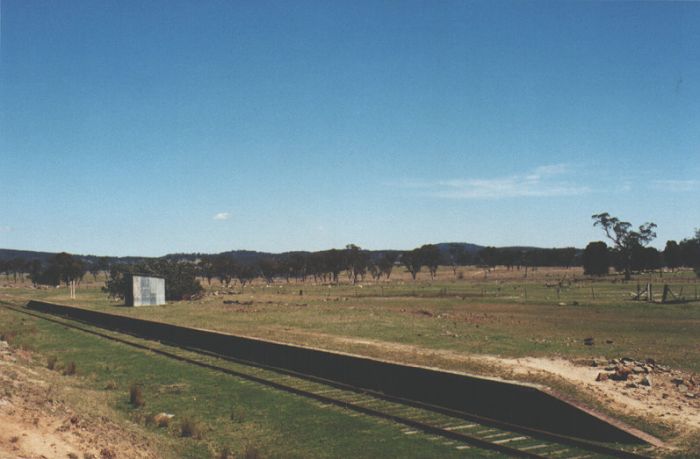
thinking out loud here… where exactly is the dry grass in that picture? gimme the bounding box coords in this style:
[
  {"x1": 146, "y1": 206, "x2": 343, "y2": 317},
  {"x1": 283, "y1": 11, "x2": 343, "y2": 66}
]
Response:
[{"x1": 218, "y1": 446, "x2": 234, "y2": 459}]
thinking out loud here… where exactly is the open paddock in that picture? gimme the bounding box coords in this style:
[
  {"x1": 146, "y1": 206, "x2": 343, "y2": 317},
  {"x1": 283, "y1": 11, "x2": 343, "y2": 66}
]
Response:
[{"x1": 2, "y1": 266, "x2": 700, "y2": 454}]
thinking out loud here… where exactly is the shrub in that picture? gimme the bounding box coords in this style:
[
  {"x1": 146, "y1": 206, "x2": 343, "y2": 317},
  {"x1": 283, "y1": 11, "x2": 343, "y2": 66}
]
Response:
[
  {"x1": 63, "y1": 361, "x2": 77, "y2": 376},
  {"x1": 242, "y1": 446, "x2": 261, "y2": 459},
  {"x1": 179, "y1": 417, "x2": 201, "y2": 439},
  {"x1": 47, "y1": 355, "x2": 58, "y2": 370},
  {"x1": 129, "y1": 384, "x2": 145, "y2": 407},
  {"x1": 229, "y1": 406, "x2": 246, "y2": 423}
]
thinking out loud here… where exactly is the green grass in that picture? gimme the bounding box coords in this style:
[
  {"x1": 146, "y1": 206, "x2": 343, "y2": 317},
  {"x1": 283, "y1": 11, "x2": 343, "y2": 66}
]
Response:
[{"x1": 0, "y1": 305, "x2": 499, "y2": 459}]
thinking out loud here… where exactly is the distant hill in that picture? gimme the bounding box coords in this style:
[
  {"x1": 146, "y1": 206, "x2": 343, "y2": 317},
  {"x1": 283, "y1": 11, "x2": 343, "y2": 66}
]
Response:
[
  {"x1": 0, "y1": 248, "x2": 148, "y2": 265},
  {"x1": 0, "y1": 249, "x2": 57, "y2": 263},
  {"x1": 1, "y1": 242, "x2": 579, "y2": 266},
  {"x1": 434, "y1": 242, "x2": 484, "y2": 255}
]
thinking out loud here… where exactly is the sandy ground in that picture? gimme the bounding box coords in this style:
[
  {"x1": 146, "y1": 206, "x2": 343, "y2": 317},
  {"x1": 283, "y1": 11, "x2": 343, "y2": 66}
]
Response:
[
  {"x1": 270, "y1": 328, "x2": 699, "y2": 448},
  {"x1": 479, "y1": 355, "x2": 700, "y2": 430},
  {"x1": 0, "y1": 341, "x2": 162, "y2": 459}
]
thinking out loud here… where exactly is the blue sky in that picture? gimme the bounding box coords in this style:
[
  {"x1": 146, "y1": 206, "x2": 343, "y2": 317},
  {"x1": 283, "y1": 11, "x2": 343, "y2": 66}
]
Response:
[{"x1": 1, "y1": 1, "x2": 699, "y2": 256}]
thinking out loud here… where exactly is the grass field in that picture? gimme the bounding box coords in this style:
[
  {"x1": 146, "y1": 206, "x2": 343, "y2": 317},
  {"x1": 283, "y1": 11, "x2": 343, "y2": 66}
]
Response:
[
  {"x1": 0, "y1": 306, "x2": 497, "y2": 458},
  {"x1": 2, "y1": 265, "x2": 699, "y2": 456},
  {"x1": 5, "y1": 266, "x2": 698, "y2": 373}
]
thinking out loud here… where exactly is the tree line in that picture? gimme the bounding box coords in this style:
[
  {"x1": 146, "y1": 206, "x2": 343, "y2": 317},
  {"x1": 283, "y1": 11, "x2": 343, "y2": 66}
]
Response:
[
  {"x1": 0, "y1": 255, "x2": 111, "y2": 285},
  {"x1": 5, "y1": 220, "x2": 700, "y2": 301},
  {"x1": 583, "y1": 213, "x2": 700, "y2": 279}
]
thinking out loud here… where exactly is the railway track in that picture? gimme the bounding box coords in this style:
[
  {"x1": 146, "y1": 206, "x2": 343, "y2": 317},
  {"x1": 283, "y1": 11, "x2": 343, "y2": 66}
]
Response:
[{"x1": 0, "y1": 301, "x2": 657, "y2": 458}]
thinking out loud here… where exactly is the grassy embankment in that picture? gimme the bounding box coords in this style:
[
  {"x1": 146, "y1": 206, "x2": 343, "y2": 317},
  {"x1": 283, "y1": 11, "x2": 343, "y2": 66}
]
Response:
[{"x1": 0, "y1": 305, "x2": 491, "y2": 459}]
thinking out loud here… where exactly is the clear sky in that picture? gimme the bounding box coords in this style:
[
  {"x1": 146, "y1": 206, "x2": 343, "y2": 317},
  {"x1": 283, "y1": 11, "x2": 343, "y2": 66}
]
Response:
[{"x1": 1, "y1": 1, "x2": 699, "y2": 257}]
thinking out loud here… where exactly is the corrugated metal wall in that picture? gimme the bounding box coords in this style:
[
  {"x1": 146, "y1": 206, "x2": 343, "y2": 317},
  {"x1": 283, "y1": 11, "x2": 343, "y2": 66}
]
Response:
[{"x1": 131, "y1": 276, "x2": 165, "y2": 306}]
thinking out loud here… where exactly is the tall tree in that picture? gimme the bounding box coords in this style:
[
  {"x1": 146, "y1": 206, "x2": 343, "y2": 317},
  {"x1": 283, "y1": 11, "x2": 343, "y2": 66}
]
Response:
[
  {"x1": 97, "y1": 256, "x2": 111, "y2": 280},
  {"x1": 27, "y1": 260, "x2": 43, "y2": 286},
  {"x1": 321, "y1": 249, "x2": 345, "y2": 284},
  {"x1": 236, "y1": 264, "x2": 258, "y2": 290},
  {"x1": 213, "y1": 255, "x2": 236, "y2": 287},
  {"x1": 592, "y1": 213, "x2": 657, "y2": 280},
  {"x1": 582, "y1": 241, "x2": 610, "y2": 276},
  {"x1": 477, "y1": 247, "x2": 498, "y2": 270},
  {"x1": 257, "y1": 257, "x2": 279, "y2": 284},
  {"x1": 694, "y1": 230, "x2": 700, "y2": 278},
  {"x1": 679, "y1": 229, "x2": 700, "y2": 277},
  {"x1": 88, "y1": 260, "x2": 101, "y2": 282},
  {"x1": 447, "y1": 244, "x2": 470, "y2": 278},
  {"x1": 367, "y1": 261, "x2": 381, "y2": 281},
  {"x1": 419, "y1": 244, "x2": 442, "y2": 280},
  {"x1": 663, "y1": 240, "x2": 682, "y2": 271},
  {"x1": 50, "y1": 252, "x2": 86, "y2": 286},
  {"x1": 401, "y1": 249, "x2": 423, "y2": 281},
  {"x1": 345, "y1": 244, "x2": 369, "y2": 284},
  {"x1": 7, "y1": 257, "x2": 27, "y2": 282},
  {"x1": 377, "y1": 253, "x2": 397, "y2": 280},
  {"x1": 197, "y1": 256, "x2": 216, "y2": 285}
]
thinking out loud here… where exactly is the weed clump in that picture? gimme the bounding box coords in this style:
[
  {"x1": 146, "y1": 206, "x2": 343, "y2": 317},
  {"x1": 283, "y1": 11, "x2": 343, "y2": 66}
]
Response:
[
  {"x1": 63, "y1": 361, "x2": 77, "y2": 376},
  {"x1": 229, "y1": 406, "x2": 246, "y2": 423},
  {"x1": 242, "y1": 446, "x2": 261, "y2": 459},
  {"x1": 179, "y1": 417, "x2": 201, "y2": 439},
  {"x1": 129, "y1": 383, "x2": 145, "y2": 408},
  {"x1": 47, "y1": 355, "x2": 57, "y2": 370}
]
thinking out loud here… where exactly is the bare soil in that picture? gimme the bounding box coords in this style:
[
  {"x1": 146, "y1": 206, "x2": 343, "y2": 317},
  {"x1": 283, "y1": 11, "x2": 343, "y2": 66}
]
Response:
[{"x1": 0, "y1": 341, "x2": 163, "y2": 459}]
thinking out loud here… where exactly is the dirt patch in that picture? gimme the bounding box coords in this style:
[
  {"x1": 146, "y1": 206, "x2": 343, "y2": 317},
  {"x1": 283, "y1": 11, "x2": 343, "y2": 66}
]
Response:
[{"x1": 0, "y1": 341, "x2": 162, "y2": 459}]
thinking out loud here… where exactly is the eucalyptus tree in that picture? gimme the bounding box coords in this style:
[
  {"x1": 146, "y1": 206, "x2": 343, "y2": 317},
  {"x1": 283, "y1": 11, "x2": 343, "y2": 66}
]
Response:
[{"x1": 592, "y1": 212, "x2": 657, "y2": 280}]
